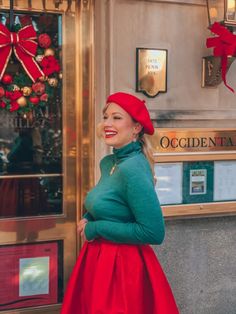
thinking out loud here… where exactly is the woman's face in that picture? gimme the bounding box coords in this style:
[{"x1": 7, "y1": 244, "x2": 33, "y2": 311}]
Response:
[{"x1": 102, "y1": 103, "x2": 142, "y2": 149}]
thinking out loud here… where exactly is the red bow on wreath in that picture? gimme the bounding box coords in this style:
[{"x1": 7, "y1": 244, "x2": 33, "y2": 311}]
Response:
[
  {"x1": 0, "y1": 23, "x2": 44, "y2": 82},
  {"x1": 206, "y1": 22, "x2": 236, "y2": 93}
]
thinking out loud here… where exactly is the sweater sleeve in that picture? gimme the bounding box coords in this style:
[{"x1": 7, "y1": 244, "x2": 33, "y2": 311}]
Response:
[
  {"x1": 82, "y1": 212, "x2": 94, "y2": 221},
  {"x1": 84, "y1": 166, "x2": 165, "y2": 244}
]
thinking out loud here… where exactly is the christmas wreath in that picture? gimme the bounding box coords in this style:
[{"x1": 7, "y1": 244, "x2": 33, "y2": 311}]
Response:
[{"x1": 0, "y1": 17, "x2": 61, "y2": 113}]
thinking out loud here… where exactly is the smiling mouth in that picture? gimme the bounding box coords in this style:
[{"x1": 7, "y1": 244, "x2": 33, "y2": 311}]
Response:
[{"x1": 104, "y1": 130, "x2": 117, "y2": 138}]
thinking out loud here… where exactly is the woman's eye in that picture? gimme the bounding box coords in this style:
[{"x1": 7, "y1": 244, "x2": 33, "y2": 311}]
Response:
[
  {"x1": 103, "y1": 116, "x2": 108, "y2": 120},
  {"x1": 114, "y1": 116, "x2": 121, "y2": 119}
]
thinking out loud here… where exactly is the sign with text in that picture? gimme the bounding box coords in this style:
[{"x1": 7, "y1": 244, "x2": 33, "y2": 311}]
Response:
[
  {"x1": 136, "y1": 48, "x2": 167, "y2": 97},
  {"x1": 150, "y1": 129, "x2": 236, "y2": 153},
  {"x1": 0, "y1": 242, "x2": 59, "y2": 311}
]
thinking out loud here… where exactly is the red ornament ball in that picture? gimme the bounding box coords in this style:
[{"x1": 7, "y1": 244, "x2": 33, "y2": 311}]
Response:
[
  {"x1": 40, "y1": 93, "x2": 49, "y2": 102},
  {"x1": 2, "y1": 74, "x2": 13, "y2": 85},
  {"x1": 29, "y1": 96, "x2": 40, "y2": 105},
  {"x1": 0, "y1": 86, "x2": 5, "y2": 98},
  {"x1": 0, "y1": 100, "x2": 6, "y2": 108},
  {"x1": 32, "y1": 82, "x2": 46, "y2": 95},
  {"x1": 38, "y1": 33, "x2": 52, "y2": 49}
]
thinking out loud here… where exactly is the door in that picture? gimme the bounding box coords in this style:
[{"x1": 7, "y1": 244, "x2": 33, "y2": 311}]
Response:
[{"x1": 0, "y1": 1, "x2": 94, "y2": 313}]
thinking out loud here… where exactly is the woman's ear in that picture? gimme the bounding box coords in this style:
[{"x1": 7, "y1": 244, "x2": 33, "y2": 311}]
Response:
[{"x1": 133, "y1": 123, "x2": 143, "y2": 135}]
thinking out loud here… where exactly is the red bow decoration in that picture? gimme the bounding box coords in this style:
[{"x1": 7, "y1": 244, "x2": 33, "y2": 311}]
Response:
[
  {"x1": 206, "y1": 22, "x2": 236, "y2": 93},
  {"x1": 0, "y1": 23, "x2": 44, "y2": 82}
]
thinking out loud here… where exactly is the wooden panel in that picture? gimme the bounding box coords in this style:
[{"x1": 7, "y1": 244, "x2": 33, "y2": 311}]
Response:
[
  {"x1": 163, "y1": 202, "x2": 236, "y2": 218},
  {"x1": 154, "y1": 152, "x2": 236, "y2": 162}
]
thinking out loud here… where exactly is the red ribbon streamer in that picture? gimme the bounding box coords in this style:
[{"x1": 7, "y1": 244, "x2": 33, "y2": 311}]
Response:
[
  {"x1": 0, "y1": 23, "x2": 44, "y2": 82},
  {"x1": 206, "y1": 22, "x2": 236, "y2": 93}
]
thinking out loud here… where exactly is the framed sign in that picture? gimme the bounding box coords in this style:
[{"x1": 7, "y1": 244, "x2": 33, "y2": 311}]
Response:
[
  {"x1": 214, "y1": 161, "x2": 236, "y2": 201},
  {"x1": 189, "y1": 169, "x2": 207, "y2": 195},
  {"x1": 154, "y1": 163, "x2": 183, "y2": 205},
  {"x1": 136, "y1": 48, "x2": 167, "y2": 97},
  {"x1": 0, "y1": 241, "x2": 63, "y2": 311}
]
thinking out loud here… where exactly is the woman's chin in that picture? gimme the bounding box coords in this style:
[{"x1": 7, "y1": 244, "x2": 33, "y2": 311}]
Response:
[{"x1": 104, "y1": 137, "x2": 117, "y2": 147}]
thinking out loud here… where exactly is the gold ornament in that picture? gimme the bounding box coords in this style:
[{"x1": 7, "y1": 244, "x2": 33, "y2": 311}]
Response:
[
  {"x1": 35, "y1": 55, "x2": 44, "y2": 63},
  {"x1": 39, "y1": 75, "x2": 48, "y2": 82},
  {"x1": 17, "y1": 96, "x2": 27, "y2": 107},
  {"x1": 22, "y1": 86, "x2": 32, "y2": 96},
  {"x1": 48, "y1": 78, "x2": 58, "y2": 87},
  {"x1": 44, "y1": 48, "x2": 55, "y2": 56},
  {"x1": 12, "y1": 84, "x2": 20, "y2": 91}
]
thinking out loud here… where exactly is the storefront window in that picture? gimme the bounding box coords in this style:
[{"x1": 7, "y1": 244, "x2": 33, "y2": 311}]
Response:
[{"x1": 0, "y1": 12, "x2": 63, "y2": 218}]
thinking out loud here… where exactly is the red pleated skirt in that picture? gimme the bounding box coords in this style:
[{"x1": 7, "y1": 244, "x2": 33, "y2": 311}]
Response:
[{"x1": 61, "y1": 239, "x2": 179, "y2": 314}]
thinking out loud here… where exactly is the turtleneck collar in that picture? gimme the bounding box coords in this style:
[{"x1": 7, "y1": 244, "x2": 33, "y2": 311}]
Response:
[{"x1": 113, "y1": 141, "x2": 142, "y2": 161}]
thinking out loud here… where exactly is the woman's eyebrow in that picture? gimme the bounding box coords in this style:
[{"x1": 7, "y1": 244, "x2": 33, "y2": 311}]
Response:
[
  {"x1": 103, "y1": 111, "x2": 124, "y2": 116},
  {"x1": 111, "y1": 112, "x2": 123, "y2": 115}
]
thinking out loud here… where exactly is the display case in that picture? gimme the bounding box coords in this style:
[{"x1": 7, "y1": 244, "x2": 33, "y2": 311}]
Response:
[{"x1": 151, "y1": 128, "x2": 236, "y2": 218}]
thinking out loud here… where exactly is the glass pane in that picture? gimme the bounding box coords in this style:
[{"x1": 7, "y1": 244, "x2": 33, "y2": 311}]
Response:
[
  {"x1": 0, "y1": 175, "x2": 62, "y2": 218},
  {"x1": 226, "y1": 0, "x2": 236, "y2": 22},
  {"x1": 207, "y1": 0, "x2": 224, "y2": 24},
  {"x1": 0, "y1": 12, "x2": 63, "y2": 217}
]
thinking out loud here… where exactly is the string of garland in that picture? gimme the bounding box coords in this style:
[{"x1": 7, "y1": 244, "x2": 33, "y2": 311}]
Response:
[{"x1": 0, "y1": 17, "x2": 62, "y2": 113}]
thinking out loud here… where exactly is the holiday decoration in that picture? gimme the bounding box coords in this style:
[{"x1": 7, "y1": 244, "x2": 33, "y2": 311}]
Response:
[
  {"x1": 2, "y1": 74, "x2": 13, "y2": 85},
  {"x1": 38, "y1": 33, "x2": 52, "y2": 48},
  {"x1": 0, "y1": 101, "x2": 6, "y2": 108},
  {"x1": 29, "y1": 96, "x2": 40, "y2": 105},
  {"x1": 17, "y1": 96, "x2": 27, "y2": 107},
  {"x1": 0, "y1": 19, "x2": 61, "y2": 113},
  {"x1": 12, "y1": 84, "x2": 20, "y2": 91},
  {"x1": 44, "y1": 48, "x2": 55, "y2": 57},
  {"x1": 0, "y1": 87, "x2": 5, "y2": 98},
  {"x1": 32, "y1": 82, "x2": 46, "y2": 95},
  {"x1": 41, "y1": 56, "x2": 60, "y2": 76},
  {"x1": 36, "y1": 55, "x2": 44, "y2": 63},
  {"x1": 22, "y1": 86, "x2": 32, "y2": 96},
  {"x1": 206, "y1": 22, "x2": 236, "y2": 93},
  {"x1": 40, "y1": 93, "x2": 49, "y2": 102},
  {"x1": 0, "y1": 23, "x2": 44, "y2": 82},
  {"x1": 19, "y1": 15, "x2": 32, "y2": 27},
  {"x1": 48, "y1": 78, "x2": 58, "y2": 87}
]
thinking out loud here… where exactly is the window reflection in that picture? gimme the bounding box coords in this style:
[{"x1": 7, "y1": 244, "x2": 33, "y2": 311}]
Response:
[
  {"x1": 0, "y1": 175, "x2": 62, "y2": 218},
  {"x1": 0, "y1": 12, "x2": 63, "y2": 218}
]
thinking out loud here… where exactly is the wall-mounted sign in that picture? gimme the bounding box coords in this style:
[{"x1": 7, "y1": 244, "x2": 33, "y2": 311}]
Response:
[
  {"x1": 136, "y1": 48, "x2": 167, "y2": 97},
  {"x1": 190, "y1": 169, "x2": 207, "y2": 195},
  {"x1": 0, "y1": 241, "x2": 61, "y2": 311},
  {"x1": 214, "y1": 161, "x2": 236, "y2": 201},
  {"x1": 150, "y1": 129, "x2": 236, "y2": 153},
  {"x1": 154, "y1": 163, "x2": 183, "y2": 205}
]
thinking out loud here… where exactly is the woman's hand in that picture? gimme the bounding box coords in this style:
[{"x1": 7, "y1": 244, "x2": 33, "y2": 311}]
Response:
[
  {"x1": 78, "y1": 218, "x2": 88, "y2": 233},
  {"x1": 77, "y1": 218, "x2": 88, "y2": 241}
]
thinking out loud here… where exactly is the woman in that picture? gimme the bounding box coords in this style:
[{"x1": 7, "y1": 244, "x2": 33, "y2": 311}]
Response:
[{"x1": 61, "y1": 92, "x2": 179, "y2": 314}]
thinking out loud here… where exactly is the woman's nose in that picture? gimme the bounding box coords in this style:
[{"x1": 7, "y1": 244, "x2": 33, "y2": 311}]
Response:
[{"x1": 103, "y1": 117, "x2": 112, "y2": 126}]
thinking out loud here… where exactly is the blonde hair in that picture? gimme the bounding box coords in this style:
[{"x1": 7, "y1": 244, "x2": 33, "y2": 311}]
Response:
[{"x1": 138, "y1": 132, "x2": 156, "y2": 181}]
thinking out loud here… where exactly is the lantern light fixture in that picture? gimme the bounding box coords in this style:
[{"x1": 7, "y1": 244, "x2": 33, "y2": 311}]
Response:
[{"x1": 206, "y1": 0, "x2": 236, "y2": 29}]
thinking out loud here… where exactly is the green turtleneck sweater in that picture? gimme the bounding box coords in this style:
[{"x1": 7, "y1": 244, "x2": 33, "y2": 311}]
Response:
[{"x1": 84, "y1": 141, "x2": 165, "y2": 244}]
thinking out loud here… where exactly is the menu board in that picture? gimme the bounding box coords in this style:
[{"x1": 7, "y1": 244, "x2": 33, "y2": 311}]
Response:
[
  {"x1": 214, "y1": 161, "x2": 236, "y2": 201},
  {"x1": 154, "y1": 163, "x2": 183, "y2": 205}
]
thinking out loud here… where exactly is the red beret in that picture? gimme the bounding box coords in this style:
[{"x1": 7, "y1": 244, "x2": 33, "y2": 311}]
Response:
[{"x1": 106, "y1": 92, "x2": 154, "y2": 135}]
